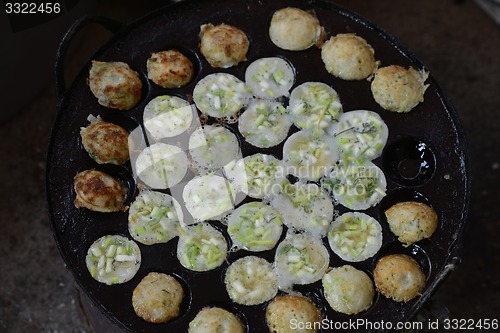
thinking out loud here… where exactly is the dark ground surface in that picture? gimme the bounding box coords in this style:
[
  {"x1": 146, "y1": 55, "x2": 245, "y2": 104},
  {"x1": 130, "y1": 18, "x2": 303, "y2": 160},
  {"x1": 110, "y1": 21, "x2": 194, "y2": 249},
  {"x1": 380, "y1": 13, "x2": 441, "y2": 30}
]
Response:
[{"x1": 0, "y1": 0, "x2": 499, "y2": 332}]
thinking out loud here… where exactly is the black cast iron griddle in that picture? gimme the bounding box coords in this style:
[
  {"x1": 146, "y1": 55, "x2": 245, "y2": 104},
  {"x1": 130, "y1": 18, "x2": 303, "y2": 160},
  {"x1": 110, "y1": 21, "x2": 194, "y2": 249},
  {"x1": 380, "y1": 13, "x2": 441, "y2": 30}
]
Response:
[{"x1": 46, "y1": 0, "x2": 470, "y2": 331}]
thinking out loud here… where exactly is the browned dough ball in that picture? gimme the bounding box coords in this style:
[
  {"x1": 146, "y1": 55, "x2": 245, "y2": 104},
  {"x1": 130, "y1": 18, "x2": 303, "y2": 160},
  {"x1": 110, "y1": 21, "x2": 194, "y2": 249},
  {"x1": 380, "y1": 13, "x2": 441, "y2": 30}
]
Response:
[
  {"x1": 188, "y1": 307, "x2": 244, "y2": 333},
  {"x1": 80, "y1": 117, "x2": 129, "y2": 165},
  {"x1": 132, "y1": 272, "x2": 184, "y2": 323},
  {"x1": 73, "y1": 169, "x2": 127, "y2": 212},
  {"x1": 385, "y1": 201, "x2": 438, "y2": 245},
  {"x1": 88, "y1": 61, "x2": 142, "y2": 110},
  {"x1": 147, "y1": 50, "x2": 194, "y2": 88},
  {"x1": 374, "y1": 254, "x2": 425, "y2": 302},
  {"x1": 371, "y1": 65, "x2": 429, "y2": 113},
  {"x1": 199, "y1": 23, "x2": 249, "y2": 68},
  {"x1": 269, "y1": 7, "x2": 325, "y2": 51},
  {"x1": 321, "y1": 33, "x2": 377, "y2": 80},
  {"x1": 266, "y1": 294, "x2": 322, "y2": 333}
]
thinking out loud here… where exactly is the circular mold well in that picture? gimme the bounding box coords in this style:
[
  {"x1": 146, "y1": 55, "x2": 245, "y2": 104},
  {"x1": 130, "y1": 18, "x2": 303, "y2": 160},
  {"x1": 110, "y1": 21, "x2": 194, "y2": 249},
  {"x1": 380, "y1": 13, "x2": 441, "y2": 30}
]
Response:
[{"x1": 382, "y1": 137, "x2": 436, "y2": 186}]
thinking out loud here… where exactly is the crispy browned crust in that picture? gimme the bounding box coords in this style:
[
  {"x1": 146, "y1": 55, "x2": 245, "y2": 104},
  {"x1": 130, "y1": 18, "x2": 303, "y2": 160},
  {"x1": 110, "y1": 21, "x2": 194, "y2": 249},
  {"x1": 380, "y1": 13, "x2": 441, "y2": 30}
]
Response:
[
  {"x1": 73, "y1": 170, "x2": 127, "y2": 212},
  {"x1": 199, "y1": 23, "x2": 249, "y2": 68},
  {"x1": 371, "y1": 65, "x2": 429, "y2": 113},
  {"x1": 385, "y1": 201, "x2": 438, "y2": 245},
  {"x1": 132, "y1": 272, "x2": 184, "y2": 323},
  {"x1": 147, "y1": 49, "x2": 194, "y2": 88},
  {"x1": 321, "y1": 33, "x2": 377, "y2": 80},
  {"x1": 188, "y1": 307, "x2": 244, "y2": 333},
  {"x1": 81, "y1": 120, "x2": 129, "y2": 165},
  {"x1": 88, "y1": 61, "x2": 142, "y2": 110},
  {"x1": 266, "y1": 294, "x2": 322, "y2": 333},
  {"x1": 269, "y1": 7, "x2": 323, "y2": 51},
  {"x1": 373, "y1": 254, "x2": 425, "y2": 302}
]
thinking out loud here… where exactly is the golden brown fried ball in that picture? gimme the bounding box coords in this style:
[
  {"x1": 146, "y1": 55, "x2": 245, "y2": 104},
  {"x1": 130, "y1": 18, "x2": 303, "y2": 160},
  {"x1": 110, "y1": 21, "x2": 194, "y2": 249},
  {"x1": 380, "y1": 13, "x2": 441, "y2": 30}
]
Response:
[
  {"x1": 373, "y1": 254, "x2": 425, "y2": 302},
  {"x1": 269, "y1": 7, "x2": 325, "y2": 51},
  {"x1": 88, "y1": 61, "x2": 142, "y2": 110},
  {"x1": 147, "y1": 50, "x2": 194, "y2": 88},
  {"x1": 73, "y1": 169, "x2": 127, "y2": 212},
  {"x1": 371, "y1": 65, "x2": 429, "y2": 113},
  {"x1": 266, "y1": 294, "x2": 322, "y2": 333},
  {"x1": 321, "y1": 33, "x2": 377, "y2": 80},
  {"x1": 132, "y1": 272, "x2": 184, "y2": 323},
  {"x1": 80, "y1": 116, "x2": 129, "y2": 165},
  {"x1": 322, "y1": 265, "x2": 375, "y2": 315},
  {"x1": 385, "y1": 201, "x2": 438, "y2": 245},
  {"x1": 199, "y1": 23, "x2": 249, "y2": 68},
  {"x1": 188, "y1": 307, "x2": 244, "y2": 333}
]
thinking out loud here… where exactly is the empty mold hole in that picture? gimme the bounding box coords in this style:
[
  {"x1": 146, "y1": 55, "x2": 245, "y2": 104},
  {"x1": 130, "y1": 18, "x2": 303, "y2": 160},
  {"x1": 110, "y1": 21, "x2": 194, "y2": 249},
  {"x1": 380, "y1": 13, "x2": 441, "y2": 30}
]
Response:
[{"x1": 382, "y1": 138, "x2": 436, "y2": 186}]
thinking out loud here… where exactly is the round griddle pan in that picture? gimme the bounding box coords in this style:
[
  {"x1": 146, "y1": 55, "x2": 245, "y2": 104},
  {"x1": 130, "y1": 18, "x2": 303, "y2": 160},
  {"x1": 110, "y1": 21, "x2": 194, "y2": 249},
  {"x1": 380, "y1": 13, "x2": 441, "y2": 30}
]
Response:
[{"x1": 46, "y1": 0, "x2": 470, "y2": 331}]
